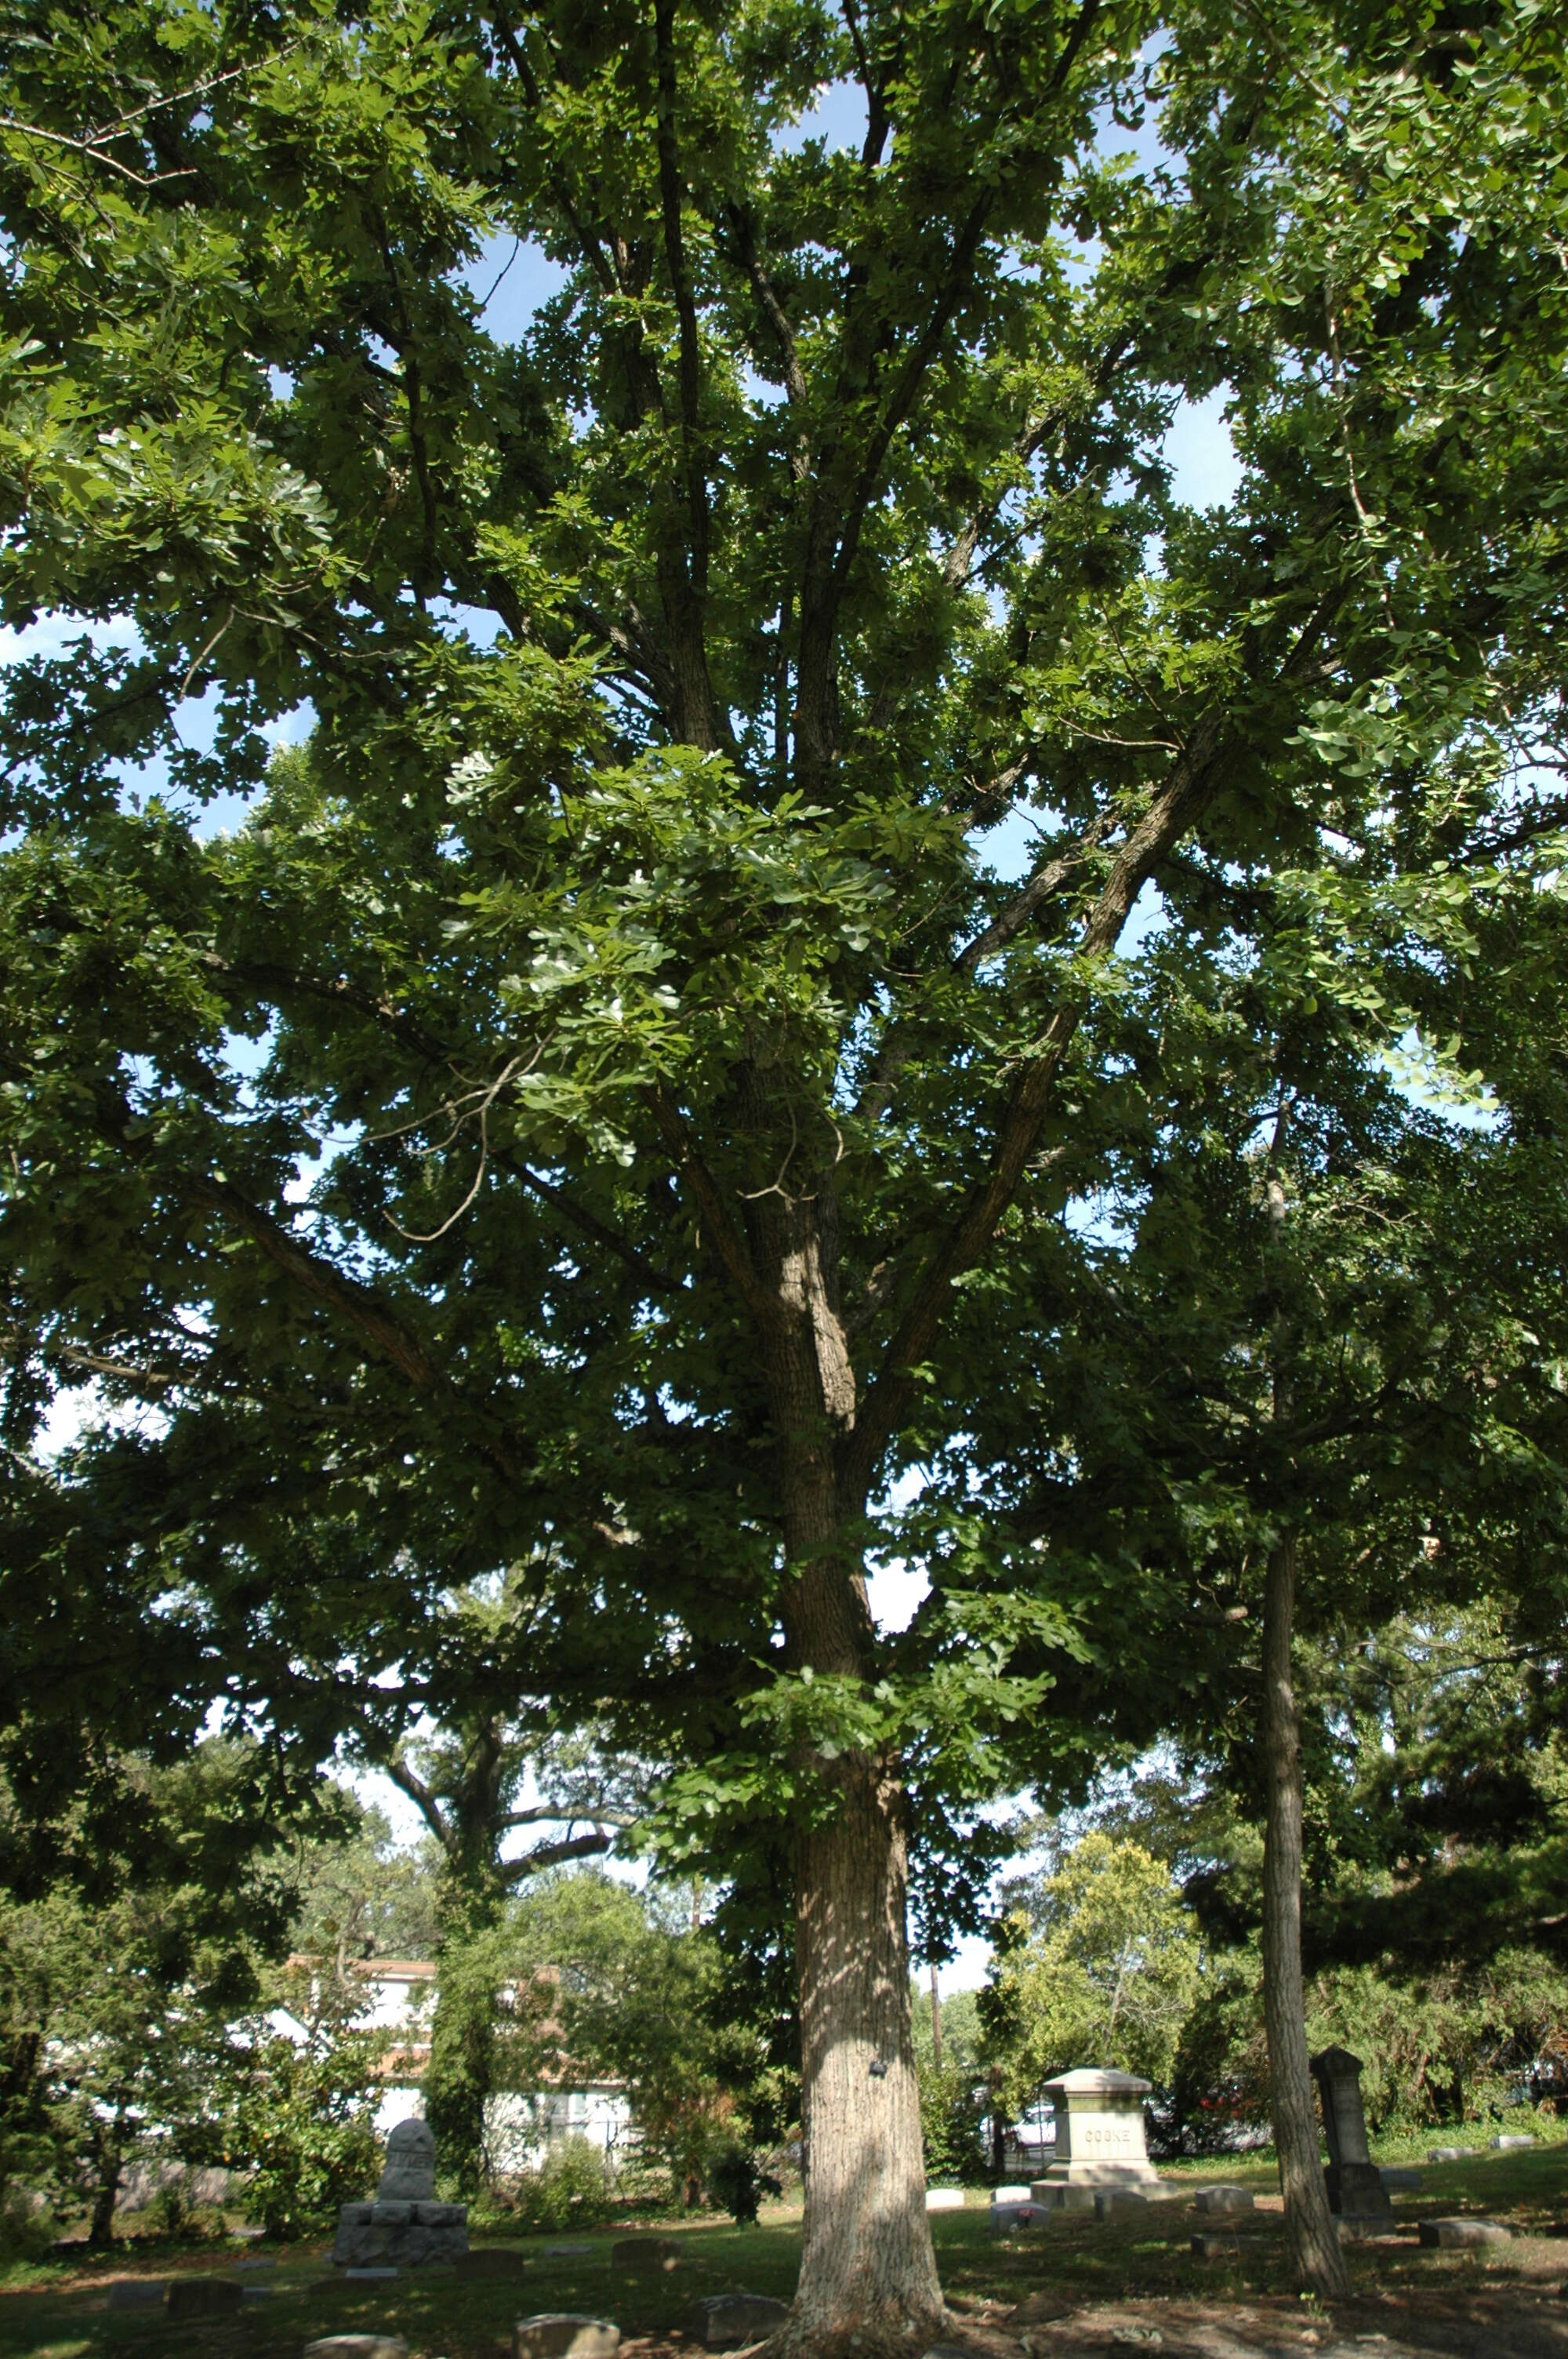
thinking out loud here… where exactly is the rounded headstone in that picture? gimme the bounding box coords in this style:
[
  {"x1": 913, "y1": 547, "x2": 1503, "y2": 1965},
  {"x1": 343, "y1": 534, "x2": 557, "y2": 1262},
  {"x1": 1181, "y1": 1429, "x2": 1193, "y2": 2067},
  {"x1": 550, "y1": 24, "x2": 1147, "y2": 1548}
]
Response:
[
  {"x1": 514, "y1": 2314, "x2": 622, "y2": 2359},
  {"x1": 377, "y1": 2116, "x2": 437, "y2": 2201},
  {"x1": 304, "y1": 2339, "x2": 411, "y2": 2359}
]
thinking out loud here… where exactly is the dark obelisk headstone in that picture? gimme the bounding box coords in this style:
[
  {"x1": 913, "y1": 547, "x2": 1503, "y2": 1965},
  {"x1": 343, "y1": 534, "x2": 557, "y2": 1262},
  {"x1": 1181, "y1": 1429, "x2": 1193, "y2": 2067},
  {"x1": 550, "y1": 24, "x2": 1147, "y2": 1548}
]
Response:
[{"x1": 1309, "y1": 2045, "x2": 1392, "y2": 2223}]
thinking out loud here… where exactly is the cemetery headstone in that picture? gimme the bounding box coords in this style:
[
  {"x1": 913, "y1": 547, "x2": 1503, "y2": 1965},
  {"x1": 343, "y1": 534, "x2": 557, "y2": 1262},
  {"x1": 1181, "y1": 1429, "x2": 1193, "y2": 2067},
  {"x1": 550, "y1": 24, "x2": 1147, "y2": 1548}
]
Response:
[
  {"x1": 685, "y1": 2293, "x2": 791, "y2": 2349},
  {"x1": 1491, "y1": 2133, "x2": 1535, "y2": 2150},
  {"x1": 1094, "y1": 2189, "x2": 1147, "y2": 2219},
  {"x1": 1419, "y1": 2217, "x2": 1512, "y2": 2248},
  {"x1": 455, "y1": 2247, "x2": 529, "y2": 2280},
  {"x1": 989, "y1": 2196, "x2": 1046, "y2": 2231},
  {"x1": 925, "y1": 2187, "x2": 966, "y2": 2210},
  {"x1": 1378, "y1": 2168, "x2": 1423, "y2": 2194},
  {"x1": 1426, "y1": 2146, "x2": 1477, "y2": 2163},
  {"x1": 378, "y1": 2118, "x2": 437, "y2": 2199},
  {"x1": 610, "y1": 2234, "x2": 682, "y2": 2272},
  {"x1": 1308, "y1": 2046, "x2": 1392, "y2": 2224},
  {"x1": 514, "y1": 2314, "x2": 622, "y2": 2359},
  {"x1": 304, "y1": 2339, "x2": 411, "y2": 2359},
  {"x1": 1028, "y1": 2068, "x2": 1160, "y2": 2190},
  {"x1": 1193, "y1": 2186, "x2": 1254, "y2": 2215},
  {"x1": 107, "y1": 2280, "x2": 168, "y2": 2308},
  {"x1": 332, "y1": 2117, "x2": 469, "y2": 2269},
  {"x1": 165, "y1": 2277, "x2": 245, "y2": 2318}
]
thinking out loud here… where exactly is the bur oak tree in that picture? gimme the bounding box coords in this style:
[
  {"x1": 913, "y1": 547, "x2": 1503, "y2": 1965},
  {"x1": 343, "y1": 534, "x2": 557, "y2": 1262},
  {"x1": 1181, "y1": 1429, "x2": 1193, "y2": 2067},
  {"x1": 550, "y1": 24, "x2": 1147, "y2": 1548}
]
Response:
[{"x1": 3, "y1": 0, "x2": 1567, "y2": 2339}]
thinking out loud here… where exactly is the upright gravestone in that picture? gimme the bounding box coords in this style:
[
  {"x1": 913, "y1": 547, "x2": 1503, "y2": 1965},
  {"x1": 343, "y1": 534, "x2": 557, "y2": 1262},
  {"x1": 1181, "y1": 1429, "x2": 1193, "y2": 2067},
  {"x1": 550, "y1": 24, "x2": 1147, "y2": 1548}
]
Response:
[
  {"x1": 1308, "y1": 2046, "x2": 1392, "y2": 2224},
  {"x1": 1028, "y1": 2068, "x2": 1160, "y2": 2192},
  {"x1": 332, "y1": 2117, "x2": 470, "y2": 2269}
]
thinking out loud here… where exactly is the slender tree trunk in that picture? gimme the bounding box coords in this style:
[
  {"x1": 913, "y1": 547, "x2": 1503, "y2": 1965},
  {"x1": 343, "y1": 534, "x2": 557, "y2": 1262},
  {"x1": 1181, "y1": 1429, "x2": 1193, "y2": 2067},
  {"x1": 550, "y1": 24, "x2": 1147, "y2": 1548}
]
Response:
[
  {"x1": 930, "y1": 1965, "x2": 942, "y2": 2069},
  {"x1": 87, "y1": 2114, "x2": 125, "y2": 2250},
  {"x1": 1261, "y1": 1533, "x2": 1350, "y2": 2300},
  {"x1": 426, "y1": 1873, "x2": 504, "y2": 2198}
]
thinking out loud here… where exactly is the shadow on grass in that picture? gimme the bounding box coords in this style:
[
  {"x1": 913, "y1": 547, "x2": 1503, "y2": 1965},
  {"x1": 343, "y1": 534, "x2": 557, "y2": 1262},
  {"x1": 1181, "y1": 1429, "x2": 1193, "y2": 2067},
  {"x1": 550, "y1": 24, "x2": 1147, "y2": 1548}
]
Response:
[{"x1": 2, "y1": 2149, "x2": 1564, "y2": 2359}]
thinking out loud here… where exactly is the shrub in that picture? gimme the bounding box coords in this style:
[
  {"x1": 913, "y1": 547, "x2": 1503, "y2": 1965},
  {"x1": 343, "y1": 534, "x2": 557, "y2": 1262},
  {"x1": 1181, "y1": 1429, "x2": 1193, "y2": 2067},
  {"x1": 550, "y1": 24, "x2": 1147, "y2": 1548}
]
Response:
[
  {"x1": 0, "y1": 2189, "x2": 57, "y2": 2266},
  {"x1": 204, "y1": 2029, "x2": 385, "y2": 2241},
  {"x1": 706, "y1": 2143, "x2": 782, "y2": 2226},
  {"x1": 510, "y1": 2137, "x2": 612, "y2": 2230}
]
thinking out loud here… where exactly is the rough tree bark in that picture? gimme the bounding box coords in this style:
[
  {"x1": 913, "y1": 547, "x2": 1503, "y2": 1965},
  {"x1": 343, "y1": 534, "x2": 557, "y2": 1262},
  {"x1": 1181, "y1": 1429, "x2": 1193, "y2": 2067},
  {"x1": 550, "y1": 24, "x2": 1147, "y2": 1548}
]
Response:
[
  {"x1": 1261, "y1": 1532, "x2": 1351, "y2": 2301},
  {"x1": 753, "y1": 1178, "x2": 944, "y2": 2356},
  {"x1": 792, "y1": 1756, "x2": 942, "y2": 2354}
]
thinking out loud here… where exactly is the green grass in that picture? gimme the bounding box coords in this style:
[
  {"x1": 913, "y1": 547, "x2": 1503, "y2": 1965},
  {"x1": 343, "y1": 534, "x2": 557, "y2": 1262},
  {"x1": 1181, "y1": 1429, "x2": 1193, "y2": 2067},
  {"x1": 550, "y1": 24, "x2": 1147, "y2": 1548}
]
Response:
[{"x1": 2, "y1": 2146, "x2": 1564, "y2": 2359}]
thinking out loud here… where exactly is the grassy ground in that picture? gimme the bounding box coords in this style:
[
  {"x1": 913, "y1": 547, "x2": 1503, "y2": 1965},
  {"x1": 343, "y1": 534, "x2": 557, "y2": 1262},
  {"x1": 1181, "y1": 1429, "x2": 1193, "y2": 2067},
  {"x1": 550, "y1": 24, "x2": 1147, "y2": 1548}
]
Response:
[{"x1": 1, "y1": 2145, "x2": 1563, "y2": 2359}]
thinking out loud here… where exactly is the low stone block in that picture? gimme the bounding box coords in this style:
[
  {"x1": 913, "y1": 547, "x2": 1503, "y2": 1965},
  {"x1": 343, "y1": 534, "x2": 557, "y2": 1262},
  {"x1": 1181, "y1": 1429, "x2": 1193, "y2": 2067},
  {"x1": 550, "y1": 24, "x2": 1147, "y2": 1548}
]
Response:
[
  {"x1": 107, "y1": 2280, "x2": 167, "y2": 2309},
  {"x1": 304, "y1": 2338, "x2": 410, "y2": 2359},
  {"x1": 545, "y1": 2241, "x2": 594, "y2": 2255},
  {"x1": 514, "y1": 2313, "x2": 622, "y2": 2359},
  {"x1": 456, "y1": 2247, "x2": 530, "y2": 2279},
  {"x1": 371, "y1": 2201, "x2": 413, "y2": 2227},
  {"x1": 234, "y1": 2255, "x2": 278, "y2": 2270},
  {"x1": 1426, "y1": 2146, "x2": 1477, "y2": 2163},
  {"x1": 1191, "y1": 2232, "x2": 1235, "y2": 2257},
  {"x1": 611, "y1": 2234, "x2": 682, "y2": 2271},
  {"x1": 1094, "y1": 2190, "x2": 1147, "y2": 2219},
  {"x1": 685, "y1": 2292, "x2": 790, "y2": 2350},
  {"x1": 345, "y1": 2266, "x2": 399, "y2": 2279},
  {"x1": 1045, "y1": 2185, "x2": 1095, "y2": 2212},
  {"x1": 1193, "y1": 2186, "x2": 1254, "y2": 2215},
  {"x1": 926, "y1": 2187, "x2": 966, "y2": 2211},
  {"x1": 337, "y1": 2204, "x2": 376, "y2": 2226},
  {"x1": 1419, "y1": 2216, "x2": 1512, "y2": 2249},
  {"x1": 1491, "y1": 2133, "x2": 1535, "y2": 2150},
  {"x1": 994, "y1": 2185, "x2": 1033, "y2": 2202},
  {"x1": 165, "y1": 2277, "x2": 245, "y2": 2319},
  {"x1": 1336, "y1": 2216, "x2": 1393, "y2": 2243},
  {"x1": 989, "y1": 2201, "x2": 1046, "y2": 2231},
  {"x1": 412, "y1": 2200, "x2": 468, "y2": 2226},
  {"x1": 1379, "y1": 2168, "x2": 1423, "y2": 2194}
]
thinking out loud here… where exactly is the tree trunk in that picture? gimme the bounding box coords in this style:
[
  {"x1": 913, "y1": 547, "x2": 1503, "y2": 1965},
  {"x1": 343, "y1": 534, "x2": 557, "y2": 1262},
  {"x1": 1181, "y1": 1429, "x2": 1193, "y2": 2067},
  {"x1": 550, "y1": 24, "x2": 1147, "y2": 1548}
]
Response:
[
  {"x1": 750, "y1": 1171, "x2": 942, "y2": 2354},
  {"x1": 425, "y1": 1883, "x2": 503, "y2": 2198},
  {"x1": 791, "y1": 1754, "x2": 943, "y2": 2356},
  {"x1": 1261, "y1": 1533, "x2": 1350, "y2": 2300},
  {"x1": 87, "y1": 2115, "x2": 124, "y2": 2250}
]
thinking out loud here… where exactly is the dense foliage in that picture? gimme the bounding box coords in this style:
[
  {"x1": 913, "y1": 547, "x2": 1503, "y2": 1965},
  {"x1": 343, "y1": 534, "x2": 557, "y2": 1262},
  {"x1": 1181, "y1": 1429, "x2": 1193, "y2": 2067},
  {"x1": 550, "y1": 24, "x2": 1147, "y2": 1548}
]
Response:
[{"x1": 3, "y1": 0, "x2": 1567, "y2": 2318}]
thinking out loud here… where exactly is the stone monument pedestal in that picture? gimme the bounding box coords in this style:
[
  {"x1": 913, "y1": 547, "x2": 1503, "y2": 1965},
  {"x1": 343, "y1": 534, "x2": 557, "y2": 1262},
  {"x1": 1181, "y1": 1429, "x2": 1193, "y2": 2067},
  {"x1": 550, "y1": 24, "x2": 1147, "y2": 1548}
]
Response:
[
  {"x1": 1028, "y1": 2066, "x2": 1160, "y2": 2191},
  {"x1": 332, "y1": 2116, "x2": 469, "y2": 2270},
  {"x1": 332, "y1": 2198, "x2": 470, "y2": 2267}
]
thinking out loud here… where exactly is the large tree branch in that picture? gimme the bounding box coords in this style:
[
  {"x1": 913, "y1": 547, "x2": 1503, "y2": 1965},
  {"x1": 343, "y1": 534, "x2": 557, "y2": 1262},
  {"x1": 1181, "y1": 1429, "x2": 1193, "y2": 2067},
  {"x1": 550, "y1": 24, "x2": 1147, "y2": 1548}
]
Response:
[
  {"x1": 855, "y1": 812, "x2": 1115, "y2": 1125},
  {"x1": 189, "y1": 1172, "x2": 447, "y2": 1392},
  {"x1": 503, "y1": 1829, "x2": 618, "y2": 1881},
  {"x1": 843, "y1": 599, "x2": 1339, "y2": 1497},
  {"x1": 644, "y1": 1082, "x2": 786, "y2": 1332},
  {"x1": 383, "y1": 1757, "x2": 460, "y2": 1860}
]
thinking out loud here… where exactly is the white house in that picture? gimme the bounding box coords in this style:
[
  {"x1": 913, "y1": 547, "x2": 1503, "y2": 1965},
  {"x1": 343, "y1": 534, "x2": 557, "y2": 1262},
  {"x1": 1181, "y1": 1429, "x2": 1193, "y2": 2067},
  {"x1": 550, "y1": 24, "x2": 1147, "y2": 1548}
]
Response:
[{"x1": 279, "y1": 1957, "x2": 634, "y2": 2172}]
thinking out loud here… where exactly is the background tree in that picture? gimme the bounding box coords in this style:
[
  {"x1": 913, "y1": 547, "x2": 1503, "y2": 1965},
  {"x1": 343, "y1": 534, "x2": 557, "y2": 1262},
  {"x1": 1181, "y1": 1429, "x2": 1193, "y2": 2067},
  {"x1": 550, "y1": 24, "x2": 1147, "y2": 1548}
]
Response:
[
  {"x1": 982, "y1": 1836, "x2": 1199, "y2": 2110},
  {"x1": 0, "y1": 1743, "x2": 323, "y2": 2244}
]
